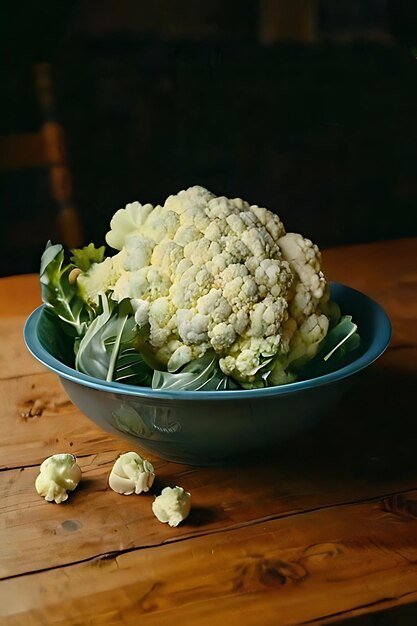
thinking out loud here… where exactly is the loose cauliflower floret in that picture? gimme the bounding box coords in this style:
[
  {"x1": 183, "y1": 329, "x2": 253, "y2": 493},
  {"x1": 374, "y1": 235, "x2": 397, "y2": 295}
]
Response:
[
  {"x1": 108, "y1": 452, "x2": 155, "y2": 496},
  {"x1": 35, "y1": 454, "x2": 82, "y2": 504},
  {"x1": 152, "y1": 486, "x2": 191, "y2": 527},
  {"x1": 89, "y1": 185, "x2": 329, "y2": 381}
]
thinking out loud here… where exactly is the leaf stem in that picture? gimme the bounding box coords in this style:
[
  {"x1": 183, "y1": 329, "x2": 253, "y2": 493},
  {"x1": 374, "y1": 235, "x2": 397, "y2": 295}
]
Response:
[
  {"x1": 106, "y1": 314, "x2": 128, "y2": 382},
  {"x1": 323, "y1": 323, "x2": 358, "y2": 362}
]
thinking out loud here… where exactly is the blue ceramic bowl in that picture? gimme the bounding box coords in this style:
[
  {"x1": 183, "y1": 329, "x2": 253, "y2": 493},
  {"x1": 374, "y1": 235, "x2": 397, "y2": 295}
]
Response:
[{"x1": 24, "y1": 283, "x2": 391, "y2": 466}]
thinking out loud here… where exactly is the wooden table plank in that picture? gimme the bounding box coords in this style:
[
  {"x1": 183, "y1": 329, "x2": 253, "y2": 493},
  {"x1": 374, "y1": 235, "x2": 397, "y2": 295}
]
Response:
[
  {"x1": 2, "y1": 490, "x2": 417, "y2": 626},
  {"x1": 0, "y1": 317, "x2": 45, "y2": 380},
  {"x1": 2, "y1": 346, "x2": 417, "y2": 580},
  {"x1": 0, "y1": 274, "x2": 41, "y2": 318},
  {"x1": 323, "y1": 238, "x2": 417, "y2": 349},
  {"x1": 0, "y1": 372, "x2": 130, "y2": 470},
  {"x1": 1, "y1": 238, "x2": 416, "y2": 625}
]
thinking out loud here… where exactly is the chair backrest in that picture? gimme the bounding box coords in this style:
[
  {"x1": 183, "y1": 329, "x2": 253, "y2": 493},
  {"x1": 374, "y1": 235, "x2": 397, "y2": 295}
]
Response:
[{"x1": 0, "y1": 63, "x2": 83, "y2": 277}]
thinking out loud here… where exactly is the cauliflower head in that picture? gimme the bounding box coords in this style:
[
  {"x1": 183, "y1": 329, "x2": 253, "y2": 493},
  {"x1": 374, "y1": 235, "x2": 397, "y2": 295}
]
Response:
[{"x1": 78, "y1": 186, "x2": 328, "y2": 382}]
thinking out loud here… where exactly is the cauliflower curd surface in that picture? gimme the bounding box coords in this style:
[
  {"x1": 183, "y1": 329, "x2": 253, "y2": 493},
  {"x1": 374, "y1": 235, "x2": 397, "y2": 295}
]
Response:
[{"x1": 78, "y1": 186, "x2": 329, "y2": 381}]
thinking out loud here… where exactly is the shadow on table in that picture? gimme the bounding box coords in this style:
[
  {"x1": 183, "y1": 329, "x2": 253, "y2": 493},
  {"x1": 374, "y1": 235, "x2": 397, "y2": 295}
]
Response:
[
  {"x1": 336, "y1": 601, "x2": 417, "y2": 625},
  {"x1": 262, "y1": 348, "x2": 417, "y2": 490}
]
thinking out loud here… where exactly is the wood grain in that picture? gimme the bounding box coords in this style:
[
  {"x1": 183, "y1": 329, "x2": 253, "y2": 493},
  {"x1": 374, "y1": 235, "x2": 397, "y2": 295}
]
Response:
[
  {"x1": 0, "y1": 373, "x2": 131, "y2": 470},
  {"x1": 0, "y1": 238, "x2": 416, "y2": 625},
  {"x1": 323, "y1": 238, "x2": 417, "y2": 348},
  {"x1": 0, "y1": 275, "x2": 41, "y2": 318},
  {"x1": 2, "y1": 491, "x2": 417, "y2": 625},
  {"x1": 0, "y1": 317, "x2": 44, "y2": 380},
  {"x1": 1, "y1": 345, "x2": 417, "y2": 580}
]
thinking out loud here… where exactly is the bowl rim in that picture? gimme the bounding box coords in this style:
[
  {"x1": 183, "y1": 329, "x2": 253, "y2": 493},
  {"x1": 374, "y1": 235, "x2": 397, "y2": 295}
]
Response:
[{"x1": 24, "y1": 283, "x2": 391, "y2": 401}]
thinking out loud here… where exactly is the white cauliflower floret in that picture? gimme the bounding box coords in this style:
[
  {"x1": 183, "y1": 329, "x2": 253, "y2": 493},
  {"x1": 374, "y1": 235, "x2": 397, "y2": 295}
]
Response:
[
  {"x1": 278, "y1": 232, "x2": 326, "y2": 322},
  {"x1": 106, "y1": 202, "x2": 154, "y2": 250},
  {"x1": 142, "y1": 206, "x2": 179, "y2": 244},
  {"x1": 290, "y1": 313, "x2": 329, "y2": 362},
  {"x1": 35, "y1": 454, "x2": 82, "y2": 504},
  {"x1": 209, "y1": 322, "x2": 237, "y2": 352},
  {"x1": 131, "y1": 298, "x2": 150, "y2": 326},
  {"x1": 111, "y1": 268, "x2": 149, "y2": 301},
  {"x1": 250, "y1": 204, "x2": 286, "y2": 241},
  {"x1": 167, "y1": 345, "x2": 193, "y2": 372},
  {"x1": 268, "y1": 313, "x2": 329, "y2": 386},
  {"x1": 148, "y1": 297, "x2": 176, "y2": 347},
  {"x1": 152, "y1": 486, "x2": 191, "y2": 527},
  {"x1": 197, "y1": 289, "x2": 232, "y2": 323},
  {"x1": 79, "y1": 185, "x2": 329, "y2": 382},
  {"x1": 108, "y1": 452, "x2": 155, "y2": 495},
  {"x1": 77, "y1": 257, "x2": 119, "y2": 305},
  {"x1": 123, "y1": 235, "x2": 155, "y2": 271},
  {"x1": 151, "y1": 241, "x2": 184, "y2": 280},
  {"x1": 174, "y1": 225, "x2": 201, "y2": 247},
  {"x1": 176, "y1": 309, "x2": 209, "y2": 345}
]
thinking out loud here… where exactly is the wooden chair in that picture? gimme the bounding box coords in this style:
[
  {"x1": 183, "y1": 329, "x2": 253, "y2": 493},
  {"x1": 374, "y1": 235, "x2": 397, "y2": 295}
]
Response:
[{"x1": 0, "y1": 63, "x2": 83, "y2": 275}]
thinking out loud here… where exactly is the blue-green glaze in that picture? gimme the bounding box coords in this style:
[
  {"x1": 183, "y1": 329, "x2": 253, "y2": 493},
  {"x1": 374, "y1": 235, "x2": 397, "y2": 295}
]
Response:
[{"x1": 24, "y1": 283, "x2": 391, "y2": 465}]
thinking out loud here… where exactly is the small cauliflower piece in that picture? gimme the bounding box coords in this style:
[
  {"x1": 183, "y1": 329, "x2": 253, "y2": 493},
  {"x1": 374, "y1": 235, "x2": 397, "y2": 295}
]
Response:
[
  {"x1": 152, "y1": 486, "x2": 191, "y2": 527},
  {"x1": 35, "y1": 454, "x2": 82, "y2": 504},
  {"x1": 108, "y1": 452, "x2": 155, "y2": 495}
]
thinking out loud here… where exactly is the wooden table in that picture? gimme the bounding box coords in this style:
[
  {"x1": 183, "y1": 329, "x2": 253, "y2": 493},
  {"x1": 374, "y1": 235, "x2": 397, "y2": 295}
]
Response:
[{"x1": 1, "y1": 238, "x2": 417, "y2": 626}]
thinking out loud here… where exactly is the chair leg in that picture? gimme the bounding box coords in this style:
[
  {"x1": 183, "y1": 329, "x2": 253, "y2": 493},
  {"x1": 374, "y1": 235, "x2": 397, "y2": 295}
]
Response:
[{"x1": 34, "y1": 63, "x2": 84, "y2": 249}]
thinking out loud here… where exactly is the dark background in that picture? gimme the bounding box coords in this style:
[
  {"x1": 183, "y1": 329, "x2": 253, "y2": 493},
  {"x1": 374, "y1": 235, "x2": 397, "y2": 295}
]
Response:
[{"x1": 1, "y1": 0, "x2": 417, "y2": 276}]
